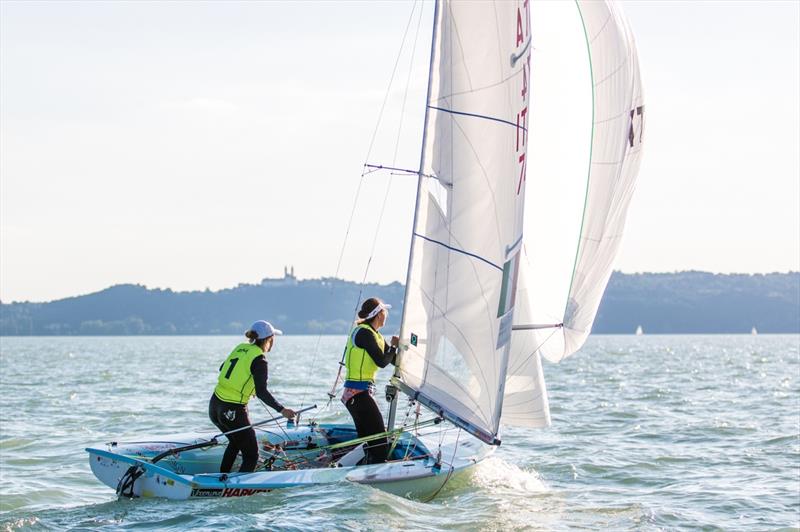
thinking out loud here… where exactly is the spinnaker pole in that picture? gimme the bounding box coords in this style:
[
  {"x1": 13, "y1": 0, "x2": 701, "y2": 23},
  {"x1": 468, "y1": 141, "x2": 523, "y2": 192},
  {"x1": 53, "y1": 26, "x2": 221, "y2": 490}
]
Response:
[{"x1": 387, "y1": 0, "x2": 441, "y2": 432}]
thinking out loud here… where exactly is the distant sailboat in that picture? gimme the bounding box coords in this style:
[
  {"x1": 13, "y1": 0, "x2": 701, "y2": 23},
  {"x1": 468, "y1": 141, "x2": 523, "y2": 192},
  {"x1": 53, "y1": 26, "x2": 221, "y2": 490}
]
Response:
[
  {"x1": 751, "y1": 327, "x2": 758, "y2": 335},
  {"x1": 635, "y1": 325, "x2": 644, "y2": 336}
]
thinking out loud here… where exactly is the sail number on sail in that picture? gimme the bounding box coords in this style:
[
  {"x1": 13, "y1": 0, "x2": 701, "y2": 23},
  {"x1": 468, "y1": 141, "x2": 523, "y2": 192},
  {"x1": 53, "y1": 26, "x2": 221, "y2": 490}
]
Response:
[{"x1": 516, "y1": 0, "x2": 531, "y2": 195}]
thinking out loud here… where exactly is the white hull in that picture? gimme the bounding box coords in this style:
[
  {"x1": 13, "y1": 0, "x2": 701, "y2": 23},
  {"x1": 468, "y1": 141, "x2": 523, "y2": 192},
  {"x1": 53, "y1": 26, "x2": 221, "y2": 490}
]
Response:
[{"x1": 87, "y1": 423, "x2": 489, "y2": 500}]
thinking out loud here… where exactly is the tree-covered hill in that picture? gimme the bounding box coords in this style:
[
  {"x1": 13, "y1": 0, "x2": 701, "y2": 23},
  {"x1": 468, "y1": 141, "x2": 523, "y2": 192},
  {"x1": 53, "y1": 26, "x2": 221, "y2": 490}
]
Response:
[
  {"x1": 0, "y1": 279, "x2": 404, "y2": 336},
  {"x1": 595, "y1": 271, "x2": 799, "y2": 334},
  {"x1": 1, "y1": 272, "x2": 797, "y2": 335}
]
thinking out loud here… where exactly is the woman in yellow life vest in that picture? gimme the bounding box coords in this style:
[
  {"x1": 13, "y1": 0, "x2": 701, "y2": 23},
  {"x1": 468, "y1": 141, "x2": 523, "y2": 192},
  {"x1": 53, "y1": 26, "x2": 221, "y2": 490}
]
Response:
[
  {"x1": 208, "y1": 320, "x2": 296, "y2": 473},
  {"x1": 341, "y1": 298, "x2": 399, "y2": 464}
]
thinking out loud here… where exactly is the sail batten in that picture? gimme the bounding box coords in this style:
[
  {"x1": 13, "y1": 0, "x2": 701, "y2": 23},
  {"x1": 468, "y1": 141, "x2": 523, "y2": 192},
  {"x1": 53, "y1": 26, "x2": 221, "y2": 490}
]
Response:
[
  {"x1": 428, "y1": 105, "x2": 527, "y2": 131},
  {"x1": 413, "y1": 233, "x2": 503, "y2": 271}
]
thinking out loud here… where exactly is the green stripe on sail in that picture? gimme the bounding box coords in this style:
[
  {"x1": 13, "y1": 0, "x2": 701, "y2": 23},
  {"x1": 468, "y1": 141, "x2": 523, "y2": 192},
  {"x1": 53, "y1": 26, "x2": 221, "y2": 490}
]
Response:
[{"x1": 565, "y1": 0, "x2": 596, "y2": 318}]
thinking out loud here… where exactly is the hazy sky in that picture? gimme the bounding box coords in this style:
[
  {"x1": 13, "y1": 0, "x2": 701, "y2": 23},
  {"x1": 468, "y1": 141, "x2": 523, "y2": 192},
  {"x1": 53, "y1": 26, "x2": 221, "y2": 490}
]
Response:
[{"x1": 1, "y1": 0, "x2": 798, "y2": 303}]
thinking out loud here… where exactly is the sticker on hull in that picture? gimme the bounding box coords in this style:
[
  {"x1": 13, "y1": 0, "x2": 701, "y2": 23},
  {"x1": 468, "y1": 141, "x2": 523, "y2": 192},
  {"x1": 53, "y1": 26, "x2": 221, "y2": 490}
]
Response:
[{"x1": 190, "y1": 488, "x2": 271, "y2": 498}]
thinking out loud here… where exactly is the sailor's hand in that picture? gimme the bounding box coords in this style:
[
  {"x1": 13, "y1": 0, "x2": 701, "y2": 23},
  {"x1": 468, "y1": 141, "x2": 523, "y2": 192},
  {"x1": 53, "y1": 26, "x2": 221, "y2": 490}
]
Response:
[
  {"x1": 390, "y1": 335, "x2": 400, "y2": 347},
  {"x1": 281, "y1": 408, "x2": 297, "y2": 420}
]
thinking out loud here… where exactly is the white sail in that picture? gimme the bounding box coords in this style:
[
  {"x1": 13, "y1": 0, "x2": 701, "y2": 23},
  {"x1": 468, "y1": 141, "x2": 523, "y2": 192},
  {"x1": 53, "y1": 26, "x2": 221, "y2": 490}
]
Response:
[
  {"x1": 397, "y1": 0, "x2": 532, "y2": 444},
  {"x1": 501, "y1": 262, "x2": 552, "y2": 428},
  {"x1": 501, "y1": 0, "x2": 644, "y2": 426}
]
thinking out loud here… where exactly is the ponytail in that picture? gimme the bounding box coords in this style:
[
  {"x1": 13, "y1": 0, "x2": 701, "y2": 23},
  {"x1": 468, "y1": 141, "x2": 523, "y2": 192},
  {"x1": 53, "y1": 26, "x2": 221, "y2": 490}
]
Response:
[
  {"x1": 356, "y1": 297, "x2": 381, "y2": 324},
  {"x1": 245, "y1": 329, "x2": 270, "y2": 350}
]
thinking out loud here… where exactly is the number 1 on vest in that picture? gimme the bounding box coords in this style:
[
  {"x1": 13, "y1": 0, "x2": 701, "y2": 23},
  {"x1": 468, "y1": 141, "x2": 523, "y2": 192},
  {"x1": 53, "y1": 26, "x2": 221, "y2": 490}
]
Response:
[{"x1": 224, "y1": 358, "x2": 239, "y2": 379}]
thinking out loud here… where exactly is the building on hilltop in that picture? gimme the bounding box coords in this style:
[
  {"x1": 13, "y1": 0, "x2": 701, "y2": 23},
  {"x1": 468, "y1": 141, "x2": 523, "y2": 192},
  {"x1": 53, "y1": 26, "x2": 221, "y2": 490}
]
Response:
[{"x1": 260, "y1": 266, "x2": 299, "y2": 287}]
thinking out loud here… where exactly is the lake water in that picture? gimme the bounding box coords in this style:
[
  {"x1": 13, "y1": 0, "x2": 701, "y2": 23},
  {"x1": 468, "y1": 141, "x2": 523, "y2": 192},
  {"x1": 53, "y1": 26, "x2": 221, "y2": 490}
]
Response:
[{"x1": 0, "y1": 335, "x2": 798, "y2": 531}]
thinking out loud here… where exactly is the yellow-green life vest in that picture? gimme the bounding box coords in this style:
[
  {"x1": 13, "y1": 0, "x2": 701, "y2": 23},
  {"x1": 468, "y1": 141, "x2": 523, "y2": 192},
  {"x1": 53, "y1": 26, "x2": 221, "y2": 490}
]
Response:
[
  {"x1": 344, "y1": 324, "x2": 384, "y2": 385},
  {"x1": 214, "y1": 343, "x2": 264, "y2": 404}
]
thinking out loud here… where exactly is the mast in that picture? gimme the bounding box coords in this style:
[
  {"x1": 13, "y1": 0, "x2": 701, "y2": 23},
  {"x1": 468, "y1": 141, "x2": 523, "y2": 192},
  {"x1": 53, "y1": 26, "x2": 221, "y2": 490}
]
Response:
[{"x1": 386, "y1": 0, "x2": 441, "y2": 432}]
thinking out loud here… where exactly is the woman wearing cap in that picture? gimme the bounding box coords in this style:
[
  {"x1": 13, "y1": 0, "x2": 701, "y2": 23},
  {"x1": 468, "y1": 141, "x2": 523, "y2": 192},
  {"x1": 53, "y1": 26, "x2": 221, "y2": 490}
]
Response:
[
  {"x1": 342, "y1": 298, "x2": 399, "y2": 464},
  {"x1": 209, "y1": 320, "x2": 296, "y2": 473}
]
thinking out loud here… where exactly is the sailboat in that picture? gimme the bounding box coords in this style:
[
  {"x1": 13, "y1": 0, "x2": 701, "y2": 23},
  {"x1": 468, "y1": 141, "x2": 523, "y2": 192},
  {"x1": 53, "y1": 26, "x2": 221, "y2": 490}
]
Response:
[
  {"x1": 636, "y1": 325, "x2": 644, "y2": 336},
  {"x1": 86, "y1": 0, "x2": 644, "y2": 500}
]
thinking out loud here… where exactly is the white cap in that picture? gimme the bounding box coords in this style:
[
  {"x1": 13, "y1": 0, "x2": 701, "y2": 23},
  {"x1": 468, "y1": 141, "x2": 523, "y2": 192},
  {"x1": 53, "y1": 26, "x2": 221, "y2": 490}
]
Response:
[
  {"x1": 248, "y1": 320, "x2": 283, "y2": 340},
  {"x1": 364, "y1": 302, "x2": 392, "y2": 321}
]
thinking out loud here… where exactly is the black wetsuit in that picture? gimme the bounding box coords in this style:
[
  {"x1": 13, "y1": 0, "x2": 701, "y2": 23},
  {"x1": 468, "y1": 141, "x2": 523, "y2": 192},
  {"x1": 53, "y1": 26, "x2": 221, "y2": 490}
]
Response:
[
  {"x1": 344, "y1": 326, "x2": 397, "y2": 464},
  {"x1": 208, "y1": 356, "x2": 284, "y2": 473}
]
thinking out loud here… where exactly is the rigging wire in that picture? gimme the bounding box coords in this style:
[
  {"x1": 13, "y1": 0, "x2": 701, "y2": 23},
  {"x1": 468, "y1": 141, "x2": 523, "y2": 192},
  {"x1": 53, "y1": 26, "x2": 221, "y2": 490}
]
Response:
[
  {"x1": 298, "y1": 0, "x2": 427, "y2": 415},
  {"x1": 507, "y1": 320, "x2": 562, "y2": 375},
  {"x1": 256, "y1": 400, "x2": 293, "y2": 443},
  {"x1": 336, "y1": 1, "x2": 428, "y2": 415},
  {"x1": 423, "y1": 428, "x2": 462, "y2": 503},
  {"x1": 354, "y1": 0, "x2": 426, "y2": 303},
  {"x1": 297, "y1": 0, "x2": 421, "y2": 414}
]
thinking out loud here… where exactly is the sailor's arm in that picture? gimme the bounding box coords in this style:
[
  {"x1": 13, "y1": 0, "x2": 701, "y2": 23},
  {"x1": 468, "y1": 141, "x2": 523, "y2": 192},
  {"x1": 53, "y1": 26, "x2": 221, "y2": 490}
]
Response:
[
  {"x1": 354, "y1": 328, "x2": 398, "y2": 367},
  {"x1": 250, "y1": 356, "x2": 284, "y2": 412}
]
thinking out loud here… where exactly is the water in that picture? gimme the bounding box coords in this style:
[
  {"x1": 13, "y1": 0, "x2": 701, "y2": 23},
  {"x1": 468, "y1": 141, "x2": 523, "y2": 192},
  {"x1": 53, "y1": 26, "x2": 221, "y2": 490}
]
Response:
[{"x1": 0, "y1": 335, "x2": 798, "y2": 531}]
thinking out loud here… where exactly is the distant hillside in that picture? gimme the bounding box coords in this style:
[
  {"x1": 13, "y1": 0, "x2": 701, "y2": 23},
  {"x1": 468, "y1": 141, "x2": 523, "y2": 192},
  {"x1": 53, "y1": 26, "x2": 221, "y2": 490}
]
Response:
[
  {"x1": 0, "y1": 277, "x2": 405, "y2": 336},
  {"x1": 595, "y1": 271, "x2": 799, "y2": 334},
  {"x1": 1, "y1": 272, "x2": 797, "y2": 335}
]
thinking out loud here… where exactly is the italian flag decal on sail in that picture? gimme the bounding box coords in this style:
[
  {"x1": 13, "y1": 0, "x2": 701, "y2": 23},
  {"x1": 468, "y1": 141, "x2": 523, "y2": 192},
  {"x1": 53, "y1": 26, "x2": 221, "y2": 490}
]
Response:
[
  {"x1": 497, "y1": 251, "x2": 521, "y2": 318},
  {"x1": 496, "y1": 251, "x2": 521, "y2": 349}
]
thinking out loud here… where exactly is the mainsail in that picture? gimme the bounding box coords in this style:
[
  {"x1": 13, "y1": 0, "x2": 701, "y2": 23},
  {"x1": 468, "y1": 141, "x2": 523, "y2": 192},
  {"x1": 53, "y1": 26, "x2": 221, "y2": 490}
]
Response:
[
  {"x1": 395, "y1": 0, "x2": 533, "y2": 444},
  {"x1": 503, "y1": 0, "x2": 645, "y2": 427}
]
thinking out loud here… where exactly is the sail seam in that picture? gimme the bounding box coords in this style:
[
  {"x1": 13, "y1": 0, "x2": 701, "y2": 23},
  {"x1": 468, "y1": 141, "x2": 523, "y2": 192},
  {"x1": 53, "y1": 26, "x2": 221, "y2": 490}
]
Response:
[
  {"x1": 450, "y1": 118, "x2": 504, "y2": 247},
  {"x1": 432, "y1": 69, "x2": 522, "y2": 102},
  {"x1": 403, "y1": 351, "x2": 488, "y2": 420},
  {"x1": 416, "y1": 284, "x2": 495, "y2": 406},
  {"x1": 490, "y1": 2, "x2": 505, "y2": 77},
  {"x1": 507, "y1": 326, "x2": 561, "y2": 375},
  {"x1": 428, "y1": 105, "x2": 525, "y2": 132},
  {"x1": 593, "y1": 108, "x2": 632, "y2": 125},
  {"x1": 590, "y1": 12, "x2": 613, "y2": 43},
  {"x1": 594, "y1": 57, "x2": 629, "y2": 88},
  {"x1": 502, "y1": 390, "x2": 544, "y2": 408},
  {"x1": 414, "y1": 233, "x2": 502, "y2": 271},
  {"x1": 447, "y1": 2, "x2": 475, "y2": 92}
]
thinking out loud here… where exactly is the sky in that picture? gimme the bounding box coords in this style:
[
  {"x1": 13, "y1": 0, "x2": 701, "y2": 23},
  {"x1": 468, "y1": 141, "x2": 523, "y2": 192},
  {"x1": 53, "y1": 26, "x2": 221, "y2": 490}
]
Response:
[{"x1": 1, "y1": 0, "x2": 798, "y2": 303}]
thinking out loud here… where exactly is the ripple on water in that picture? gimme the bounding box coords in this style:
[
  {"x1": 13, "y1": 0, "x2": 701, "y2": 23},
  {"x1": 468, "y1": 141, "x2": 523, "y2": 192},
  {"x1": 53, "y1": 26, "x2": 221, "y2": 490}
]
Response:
[
  {"x1": 0, "y1": 439, "x2": 35, "y2": 452},
  {"x1": 1, "y1": 335, "x2": 798, "y2": 530},
  {"x1": 0, "y1": 517, "x2": 40, "y2": 532}
]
